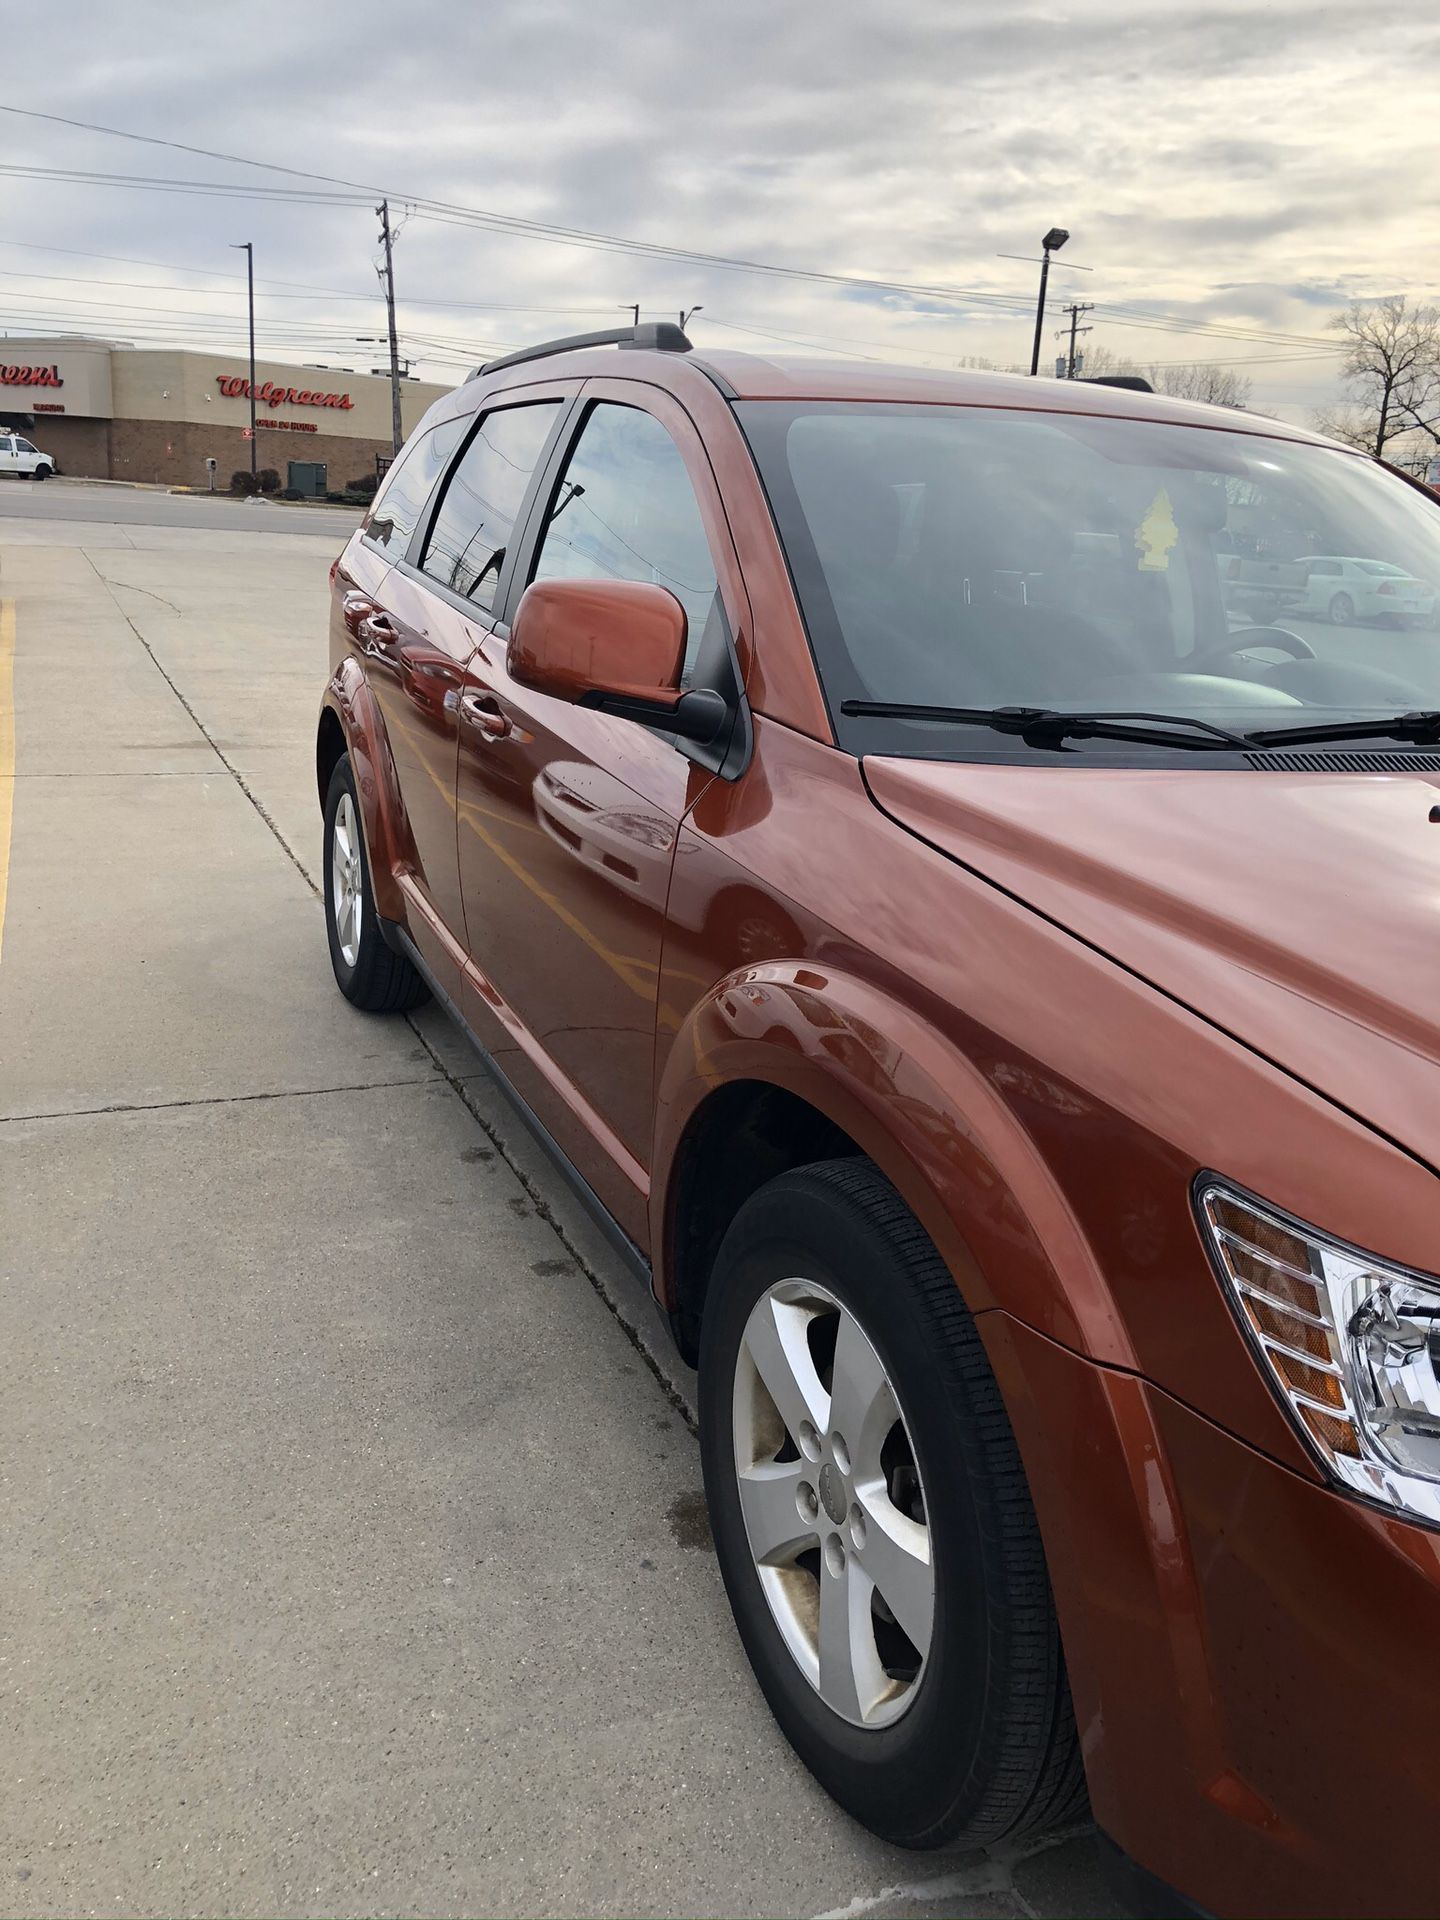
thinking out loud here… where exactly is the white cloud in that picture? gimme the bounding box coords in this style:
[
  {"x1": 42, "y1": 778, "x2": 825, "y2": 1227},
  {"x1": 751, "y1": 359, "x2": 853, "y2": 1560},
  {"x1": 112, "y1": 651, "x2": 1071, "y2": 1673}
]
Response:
[{"x1": 2, "y1": 0, "x2": 1436, "y2": 417}]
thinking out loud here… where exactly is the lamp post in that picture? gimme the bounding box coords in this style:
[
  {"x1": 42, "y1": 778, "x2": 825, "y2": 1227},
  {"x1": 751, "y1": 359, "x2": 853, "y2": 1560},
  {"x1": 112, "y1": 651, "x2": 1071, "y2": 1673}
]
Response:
[
  {"x1": 1028, "y1": 227, "x2": 1069, "y2": 377},
  {"x1": 229, "y1": 241, "x2": 257, "y2": 481}
]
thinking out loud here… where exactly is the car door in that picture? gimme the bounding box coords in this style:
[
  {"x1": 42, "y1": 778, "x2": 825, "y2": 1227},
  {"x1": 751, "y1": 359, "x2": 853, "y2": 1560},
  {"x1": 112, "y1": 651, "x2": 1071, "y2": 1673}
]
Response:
[
  {"x1": 380, "y1": 394, "x2": 570, "y2": 989},
  {"x1": 340, "y1": 408, "x2": 484, "y2": 985},
  {"x1": 451, "y1": 383, "x2": 744, "y2": 1246}
]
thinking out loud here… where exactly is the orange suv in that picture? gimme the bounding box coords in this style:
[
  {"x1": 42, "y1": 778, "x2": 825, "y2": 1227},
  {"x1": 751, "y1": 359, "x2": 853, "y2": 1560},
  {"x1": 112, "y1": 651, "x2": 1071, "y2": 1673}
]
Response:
[{"x1": 317, "y1": 323, "x2": 1440, "y2": 1919}]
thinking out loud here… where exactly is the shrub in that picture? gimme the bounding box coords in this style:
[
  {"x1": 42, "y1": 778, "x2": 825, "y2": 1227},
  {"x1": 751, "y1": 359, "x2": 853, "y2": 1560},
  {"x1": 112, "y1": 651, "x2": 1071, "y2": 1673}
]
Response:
[
  {"x1": 229, "y1": 470, "x2": 259, "y2": 496},
  {"x1": 344, "y1": 472, "x2": 380, "y2": 500},
  {"x1": 257, "y1": 467, "x2": 281, "y2": 495},
  {"x1": 277, "y1": 488, "x2": 304, "y2": 501}
]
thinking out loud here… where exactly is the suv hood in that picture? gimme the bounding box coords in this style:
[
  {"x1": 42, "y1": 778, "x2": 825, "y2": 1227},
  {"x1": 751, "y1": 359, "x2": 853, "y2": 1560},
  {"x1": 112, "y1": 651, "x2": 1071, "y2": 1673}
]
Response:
[{"x1": 864, "y1": 758, "x2": 1440, "y2": 1165}]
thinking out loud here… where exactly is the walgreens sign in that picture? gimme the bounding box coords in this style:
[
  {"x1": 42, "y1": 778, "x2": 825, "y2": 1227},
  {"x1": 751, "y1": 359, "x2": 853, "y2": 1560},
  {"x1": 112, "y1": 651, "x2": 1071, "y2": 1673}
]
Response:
[
  {"x1": 0, "y1": 364, "x2": 63, "y2": 388},
  {"x1": 216, "y1": 376, "x2": 353, "y2": 410}
]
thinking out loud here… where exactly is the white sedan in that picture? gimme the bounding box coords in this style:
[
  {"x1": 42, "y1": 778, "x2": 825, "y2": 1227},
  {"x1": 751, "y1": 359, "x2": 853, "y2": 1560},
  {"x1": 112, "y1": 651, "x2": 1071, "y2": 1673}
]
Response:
[
  {"x1": 0, "y1": 432, "x2": 54, "y2": 479},
  {"x1": 1290, "y1": 555, "x2": 1436, "y2": 626}
]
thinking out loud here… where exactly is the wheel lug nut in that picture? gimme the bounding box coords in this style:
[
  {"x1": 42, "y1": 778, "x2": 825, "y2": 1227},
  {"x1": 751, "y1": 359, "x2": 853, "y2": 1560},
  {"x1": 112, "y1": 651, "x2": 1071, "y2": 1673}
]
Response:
[
  {"x1": 797, "y1": 1481, "x2": 819, "y2": 1521},
  {"x1": 832, "y1": 1431, "x2": 851, "y2": 1475},
  {"x1": 824, "y1": 1535, "x2": 846, "y2": 1577},
  {"x1": 797, "y1": 1419, "x2": 821, "y2": 1461},
  {"x1": 849, "y1": 1503, "x2": 866, "y2": 1550}
]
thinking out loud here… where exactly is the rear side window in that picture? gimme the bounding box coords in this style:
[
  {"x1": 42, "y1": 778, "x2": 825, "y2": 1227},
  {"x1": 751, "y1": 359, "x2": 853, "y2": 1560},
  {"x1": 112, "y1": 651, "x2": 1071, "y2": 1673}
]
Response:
[
  {"x1": 364, "y1": 416, "x2": 465, "y2": 553},
  {"x1": 420, "y1": 402, "x2": 561, "y2": 611},
  {"x1": 530, "y1": 402, "x2": 719, "y2": 664}
]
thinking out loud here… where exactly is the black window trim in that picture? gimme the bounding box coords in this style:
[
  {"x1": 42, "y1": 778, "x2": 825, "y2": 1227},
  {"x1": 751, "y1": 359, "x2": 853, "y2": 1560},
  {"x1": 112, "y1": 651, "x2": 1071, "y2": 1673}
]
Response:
[
  {"x1": 368, "y1": 386, "x2": 580, "y2": 634},
  {"x1": 494, "y1": 386, "x2": 753, "y2": 779}
]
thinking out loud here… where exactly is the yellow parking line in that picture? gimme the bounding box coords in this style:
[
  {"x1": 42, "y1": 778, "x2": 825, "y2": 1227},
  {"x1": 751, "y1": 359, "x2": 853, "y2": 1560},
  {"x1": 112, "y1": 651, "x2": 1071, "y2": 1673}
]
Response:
[{"x1": 0, "y1": 601, "x2": 12, "y2": 968}]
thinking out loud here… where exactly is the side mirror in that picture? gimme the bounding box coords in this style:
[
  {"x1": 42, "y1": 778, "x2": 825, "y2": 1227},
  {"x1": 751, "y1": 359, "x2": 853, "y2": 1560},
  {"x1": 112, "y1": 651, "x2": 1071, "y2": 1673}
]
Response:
[{"x1": 507, "y1": 578, "x2": 727, "y2": 744}]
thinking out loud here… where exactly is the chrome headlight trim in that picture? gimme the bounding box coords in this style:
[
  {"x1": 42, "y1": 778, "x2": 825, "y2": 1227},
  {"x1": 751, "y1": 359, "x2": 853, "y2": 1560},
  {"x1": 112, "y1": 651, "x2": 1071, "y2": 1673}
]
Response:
[{"x1": 1195, "y1": 1176, "x2": 1440, "y2": 1529}]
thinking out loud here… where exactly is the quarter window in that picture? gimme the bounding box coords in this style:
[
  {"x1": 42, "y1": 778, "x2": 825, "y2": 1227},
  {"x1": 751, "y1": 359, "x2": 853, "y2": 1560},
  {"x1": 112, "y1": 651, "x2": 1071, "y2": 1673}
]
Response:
[
  {"x1": 531, "y1": 403, "x2": 719, "y2": 667},
  {"x1": 420, "y1": 402, "x2": 561, "y2": 611},
  {"x1": 364, "y1": 416, "x2": 465, "y2": 553}
]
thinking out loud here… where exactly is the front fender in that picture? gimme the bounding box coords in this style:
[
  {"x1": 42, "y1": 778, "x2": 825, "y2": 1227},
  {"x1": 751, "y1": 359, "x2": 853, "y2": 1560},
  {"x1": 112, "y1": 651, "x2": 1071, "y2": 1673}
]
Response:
[
  {"x1": 320, "y1": 662, "x2": 412, "y2": 925},
  {"x1": 651, "y1": 961, "x2": 1135, "y2": 1367}
]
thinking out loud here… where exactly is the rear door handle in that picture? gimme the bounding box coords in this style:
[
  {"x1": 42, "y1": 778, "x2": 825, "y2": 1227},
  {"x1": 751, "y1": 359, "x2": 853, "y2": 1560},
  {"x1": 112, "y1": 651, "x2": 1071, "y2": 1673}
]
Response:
[
  {"x1": 459, "y1": 691, "x2": 512, "y2": 740},
  {"x1": 341, "y1": 590, "x2": 377, "y2": 636}
]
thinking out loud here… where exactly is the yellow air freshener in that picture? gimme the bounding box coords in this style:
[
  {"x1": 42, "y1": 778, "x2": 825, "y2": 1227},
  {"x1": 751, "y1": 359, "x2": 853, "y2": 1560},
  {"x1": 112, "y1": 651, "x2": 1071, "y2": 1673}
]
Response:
[{"x1": 1135, "y1": 487, "x2": 1179, "y2": 572}]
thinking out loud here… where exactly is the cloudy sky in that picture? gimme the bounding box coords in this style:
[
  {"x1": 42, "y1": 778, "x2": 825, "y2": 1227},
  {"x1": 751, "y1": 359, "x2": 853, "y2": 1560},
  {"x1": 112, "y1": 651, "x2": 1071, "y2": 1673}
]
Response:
[{"x1": 4, "y1": 0, "x2": 1438, "y2": 420}]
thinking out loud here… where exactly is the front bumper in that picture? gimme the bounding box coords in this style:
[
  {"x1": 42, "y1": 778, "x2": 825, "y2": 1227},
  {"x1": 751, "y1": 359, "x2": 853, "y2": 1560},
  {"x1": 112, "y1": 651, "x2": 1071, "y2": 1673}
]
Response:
[{"x1": 983, "y1": 1312, "x2": 1440, "y2": 1920}]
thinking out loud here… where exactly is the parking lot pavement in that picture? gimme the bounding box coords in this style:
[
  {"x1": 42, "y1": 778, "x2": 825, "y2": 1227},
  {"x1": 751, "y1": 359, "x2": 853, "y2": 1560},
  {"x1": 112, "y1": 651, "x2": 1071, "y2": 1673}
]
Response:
[{"x1": 0, "y1": 512, "x2": 1117, "y2": 1919}]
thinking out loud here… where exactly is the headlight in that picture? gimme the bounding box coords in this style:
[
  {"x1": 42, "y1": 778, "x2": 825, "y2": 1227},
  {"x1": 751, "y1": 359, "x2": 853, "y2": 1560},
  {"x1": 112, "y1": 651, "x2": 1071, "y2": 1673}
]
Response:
[{"x1": 1197, "y1": 1179, "x2": 1440, "y2": 1526}]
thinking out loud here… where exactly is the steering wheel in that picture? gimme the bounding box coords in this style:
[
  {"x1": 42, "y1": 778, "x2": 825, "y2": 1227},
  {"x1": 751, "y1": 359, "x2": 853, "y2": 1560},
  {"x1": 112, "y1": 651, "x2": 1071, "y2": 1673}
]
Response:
[{"x1": 1187, "y1": 625, "x2": 1317, "y2": 674}]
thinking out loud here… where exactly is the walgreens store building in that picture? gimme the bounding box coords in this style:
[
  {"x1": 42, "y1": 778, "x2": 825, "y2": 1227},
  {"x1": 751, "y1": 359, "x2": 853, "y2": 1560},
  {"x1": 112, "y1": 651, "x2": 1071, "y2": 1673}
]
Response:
[{"x1": 0, "y1": 337, "x2": 449, "y2": 489}]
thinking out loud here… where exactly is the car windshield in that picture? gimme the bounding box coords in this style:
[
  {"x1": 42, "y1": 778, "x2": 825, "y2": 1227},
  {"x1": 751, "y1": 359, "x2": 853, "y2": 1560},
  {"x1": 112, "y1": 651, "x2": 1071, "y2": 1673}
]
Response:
[{"x1": 737, "y1": 401, "x2": 1440, "y2": 758}]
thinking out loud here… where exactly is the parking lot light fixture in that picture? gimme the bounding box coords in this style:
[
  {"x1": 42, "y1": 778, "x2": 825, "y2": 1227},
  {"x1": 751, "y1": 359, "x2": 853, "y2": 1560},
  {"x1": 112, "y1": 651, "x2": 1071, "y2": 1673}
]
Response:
[{"x1": 1030, "y1": 227, "x2": 1070, "y2": 377}]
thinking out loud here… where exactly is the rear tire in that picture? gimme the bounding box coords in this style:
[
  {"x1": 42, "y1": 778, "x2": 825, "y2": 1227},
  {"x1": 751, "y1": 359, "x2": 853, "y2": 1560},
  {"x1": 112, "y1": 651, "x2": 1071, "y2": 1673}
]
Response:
[
  {"x1": 698, "y1": 1158, "x2": 1085, "y2": 1851},
  {"x1": 322, "y1": 753, "x2": 429, "y2": 1013}
]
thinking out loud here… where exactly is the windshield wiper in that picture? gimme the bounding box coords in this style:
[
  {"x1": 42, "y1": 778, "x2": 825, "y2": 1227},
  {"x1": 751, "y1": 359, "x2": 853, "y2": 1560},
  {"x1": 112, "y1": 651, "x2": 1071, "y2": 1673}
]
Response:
[
  {"x1": 839, "y1": 701, "x2": 1258, "y2": 750},
  {"x1": 1249, "y1": 711, "x2": 1440, "y2": 749}
]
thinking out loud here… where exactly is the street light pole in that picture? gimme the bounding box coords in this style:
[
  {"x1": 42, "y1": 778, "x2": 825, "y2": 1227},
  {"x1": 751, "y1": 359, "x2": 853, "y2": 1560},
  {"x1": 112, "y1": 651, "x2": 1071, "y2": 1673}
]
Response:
[
  {"x1": 230, "y1": 241, "x2": 257, "y2": 480},
  {"x1": 1028, "y1": 227, "x2": 1070, "y2": 377}
]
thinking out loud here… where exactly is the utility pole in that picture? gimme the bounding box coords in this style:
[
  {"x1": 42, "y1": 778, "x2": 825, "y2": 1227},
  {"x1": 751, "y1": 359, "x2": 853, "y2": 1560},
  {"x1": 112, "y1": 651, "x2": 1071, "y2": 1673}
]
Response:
[
  {"x1": 1058, "y1": 301, "x2": 1093, "y2": 378},
  {"x1": 376, "y1": 199, "x2": 403, "y2": 455},
  {"x1": 620, "y1": 303, "x2": 640, "y2": 327},
  {"x1": 230, "y1": 241, "x2": 257, "y2": 481}
]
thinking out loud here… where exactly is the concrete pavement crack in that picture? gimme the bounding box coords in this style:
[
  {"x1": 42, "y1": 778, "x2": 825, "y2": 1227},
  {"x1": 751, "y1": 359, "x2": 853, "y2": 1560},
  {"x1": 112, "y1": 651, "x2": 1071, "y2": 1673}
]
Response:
[
  {"x1": 0, "y1": 1076, "x2": 441, "y2": 1125},
  {"x1": 97, "y1": 575, "x2": 183, "y2": 615},
  {"x1": 81, "y1": 549, "x2": 318, "y2": 893}
]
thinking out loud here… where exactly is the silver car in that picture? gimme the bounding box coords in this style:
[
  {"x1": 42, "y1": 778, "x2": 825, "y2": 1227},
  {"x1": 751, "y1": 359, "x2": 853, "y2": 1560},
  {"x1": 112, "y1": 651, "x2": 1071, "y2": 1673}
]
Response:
[{"x1": 1291, "y1": 554, "x2": 1437, "y2": 626}]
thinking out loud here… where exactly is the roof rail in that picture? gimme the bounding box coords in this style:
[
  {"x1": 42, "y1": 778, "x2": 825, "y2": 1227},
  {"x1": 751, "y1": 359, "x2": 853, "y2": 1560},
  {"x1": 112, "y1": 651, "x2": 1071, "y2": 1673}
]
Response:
[
  {"x1": 1081, "y1": 374, "x2": 1154, "y2": 393},
  {"x1": 470, "y1": 320, "x2": 692, "y2": 381}
]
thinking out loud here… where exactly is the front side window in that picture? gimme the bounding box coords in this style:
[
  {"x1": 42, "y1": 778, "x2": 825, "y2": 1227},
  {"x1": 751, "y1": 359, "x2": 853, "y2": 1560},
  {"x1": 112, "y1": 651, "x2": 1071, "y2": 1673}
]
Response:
[
  {"x1": 16, "y1": 440, "x2": 35, "y2": 454},
  {"x1": 531, "y1": 402, "x2": 719, "y2": 667},
  {"x1": 364, "y1": 415, "x2": 465, "y2": 553},
  {"x1": 420, "y1": 401, "x2": 560, "y2": 611},
  {"x1": 738, "y1": 401, "x2": 1440, "y2": 760}
]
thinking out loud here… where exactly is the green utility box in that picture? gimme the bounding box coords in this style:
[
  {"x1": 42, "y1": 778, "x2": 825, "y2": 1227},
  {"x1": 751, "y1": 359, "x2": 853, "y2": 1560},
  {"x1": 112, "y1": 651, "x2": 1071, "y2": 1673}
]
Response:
[{"x1": 287, "y1": 460, "x2": 328, "y2": 498}]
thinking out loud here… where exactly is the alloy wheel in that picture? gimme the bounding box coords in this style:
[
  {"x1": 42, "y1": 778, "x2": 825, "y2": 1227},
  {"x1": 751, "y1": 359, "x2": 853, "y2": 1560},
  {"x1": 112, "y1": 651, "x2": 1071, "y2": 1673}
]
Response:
[
  {"x1": 732, "y1": 1278, "x2": 934, "y2": 1728},
  {"x1": 331, "y1": 790, "x2": 363, "y2": 968}
]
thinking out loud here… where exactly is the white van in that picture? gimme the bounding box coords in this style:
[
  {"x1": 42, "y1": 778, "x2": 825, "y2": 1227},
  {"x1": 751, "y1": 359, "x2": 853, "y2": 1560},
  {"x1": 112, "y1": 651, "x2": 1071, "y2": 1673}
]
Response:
[{"x1": 0, "y1": 433, "x2": 54, "y2": 479}]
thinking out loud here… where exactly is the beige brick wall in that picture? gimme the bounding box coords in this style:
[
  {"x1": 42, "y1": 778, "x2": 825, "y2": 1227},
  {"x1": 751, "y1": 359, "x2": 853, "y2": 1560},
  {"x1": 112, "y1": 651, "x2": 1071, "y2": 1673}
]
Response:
[{"x1": 110, "y1": 418, "x2": 401, "y2": 490}]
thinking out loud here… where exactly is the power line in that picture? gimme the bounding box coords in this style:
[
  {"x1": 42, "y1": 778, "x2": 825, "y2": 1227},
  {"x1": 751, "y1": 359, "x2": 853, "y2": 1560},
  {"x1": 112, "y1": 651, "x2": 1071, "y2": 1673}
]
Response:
[{"x1": 0, "y1": 113, "x2": 1356, "y2": 355}]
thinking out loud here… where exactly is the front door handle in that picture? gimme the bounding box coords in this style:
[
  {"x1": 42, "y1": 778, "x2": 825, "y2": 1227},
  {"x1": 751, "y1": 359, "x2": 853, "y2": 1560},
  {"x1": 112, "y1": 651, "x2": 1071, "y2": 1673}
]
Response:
[
  {"x1": 357, "y1": 611, "x2": 398, "y2": 655},
  {"x1": 459, "y1": 691, "x2": 512, "y2": 740}
]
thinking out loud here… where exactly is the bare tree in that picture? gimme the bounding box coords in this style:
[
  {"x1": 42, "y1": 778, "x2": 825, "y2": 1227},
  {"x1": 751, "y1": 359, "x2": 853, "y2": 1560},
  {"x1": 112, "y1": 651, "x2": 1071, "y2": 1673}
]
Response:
[
  {"x1": 1313, "y1": 296, "x2": 1440, "y2": 457},
  {"x1": 1061, "y1": 343, "x2": 1252, "y2": 406},
  {"x1": 1143, "y1": 362, "x2": 1253, "y2": 408}
]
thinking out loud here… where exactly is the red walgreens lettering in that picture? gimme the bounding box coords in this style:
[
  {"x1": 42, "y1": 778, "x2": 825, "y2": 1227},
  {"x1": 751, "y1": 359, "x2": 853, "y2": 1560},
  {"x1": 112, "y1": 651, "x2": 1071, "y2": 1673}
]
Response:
[
  {"x1": 214, "y1": 375, "x2": 352, "y2": 410},
  {"x1": 0, "y1": 364, "x2": 63, "y2": 388}
]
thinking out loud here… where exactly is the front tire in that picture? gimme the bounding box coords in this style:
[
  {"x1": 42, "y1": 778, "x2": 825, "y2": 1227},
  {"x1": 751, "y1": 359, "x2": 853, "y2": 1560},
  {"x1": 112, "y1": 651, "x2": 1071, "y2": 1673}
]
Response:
[
  {"x1": 1328, "y1": 591, "x2": 1354, "y2": 625},
  {"x1": 322, "y1": 753, "x2": 429, "y2": 1012},
  {"x1": 699, "y1": 1159, "x2": 1085, "y2": 1851},
  {"x1": 31, "y1": 464, "x2": 51, "y2": 481}
]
